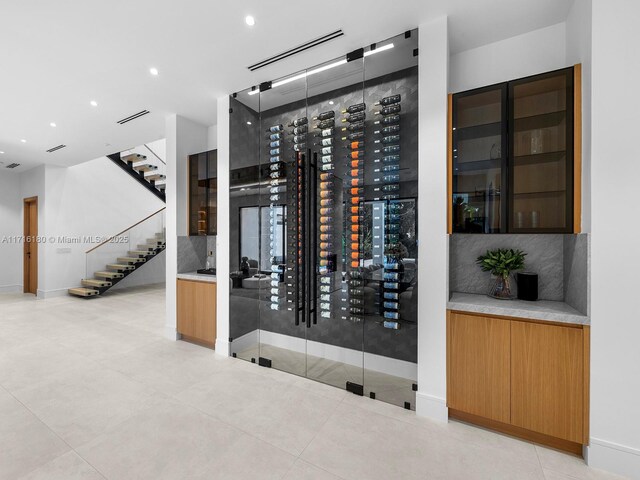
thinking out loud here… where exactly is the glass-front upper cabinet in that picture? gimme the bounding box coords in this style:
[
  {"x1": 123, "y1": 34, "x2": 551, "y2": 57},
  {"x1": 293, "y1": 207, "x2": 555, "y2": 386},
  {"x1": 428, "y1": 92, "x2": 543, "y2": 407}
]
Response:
[
  {"x1": 510, "y1": 68, "x2": 573, "y2": 232},
  {"x1": 451, "y1": 66, "x2": 578, "y2": 233},
  {"x1": 188, "y1": 149, "x2": 217, "y2": 235},
  {"x1": 452, "y1": 85, "x2": 507, "y2": 233}
]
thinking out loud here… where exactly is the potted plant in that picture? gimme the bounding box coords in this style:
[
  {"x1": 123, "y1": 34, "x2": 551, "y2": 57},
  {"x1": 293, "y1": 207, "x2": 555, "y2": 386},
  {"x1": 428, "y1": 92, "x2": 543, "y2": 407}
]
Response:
[{"x1": 476, "y1": 248, "x2": 526, "y2": 299}]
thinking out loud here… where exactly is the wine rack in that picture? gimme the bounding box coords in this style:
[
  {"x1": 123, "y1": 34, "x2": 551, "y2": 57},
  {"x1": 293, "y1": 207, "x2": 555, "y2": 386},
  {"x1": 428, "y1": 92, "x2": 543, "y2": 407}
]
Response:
[
  {"x1": 373, "y1": 94, "x2": 402, "y2": 329},
  {"x1": 267, "y1": 124, "x2": 284, "y2": 311},
  {"x1": 313, "y1": 110, "x2": 335, "y2": 319},
  {"x1": 341, "y1": 103, "x2": 366, "y2": 324}
]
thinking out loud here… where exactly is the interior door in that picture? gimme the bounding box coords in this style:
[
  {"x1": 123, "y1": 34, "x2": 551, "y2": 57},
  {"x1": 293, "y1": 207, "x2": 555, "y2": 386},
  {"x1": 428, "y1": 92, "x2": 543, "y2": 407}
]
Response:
[
  {"x1": 257, "y1": 69, "x2": 310, "y2": 376},
  {"x1": 305, "y1": 55, "x2": 366, "y2": 393},
  {"x1": 23, "y1": 197, "x2": 38, "y2": 294}
]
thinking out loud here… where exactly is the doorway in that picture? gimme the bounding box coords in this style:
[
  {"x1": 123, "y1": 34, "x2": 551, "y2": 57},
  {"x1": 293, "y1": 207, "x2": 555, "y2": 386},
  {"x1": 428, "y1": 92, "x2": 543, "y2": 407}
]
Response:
[{"x1": 23, "y1": 196, "x2": 38, "y2": 294}]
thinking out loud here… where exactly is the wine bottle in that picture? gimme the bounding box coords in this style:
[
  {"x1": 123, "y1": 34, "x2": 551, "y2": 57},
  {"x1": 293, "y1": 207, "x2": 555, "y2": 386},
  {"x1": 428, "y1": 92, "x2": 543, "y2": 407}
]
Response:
[
  {"x1": 348, "y1": 279, "x2": 364, "y2": 288},
  {"x1": 387, "y1": 213, "x2": 401, "y2": 222},
  {"x1": 342, "y1": 131, "x2": 365, "y2": 141},
  {"x1": 383, "y1": 164, "x2": 400, "y2": 172},
  {"x1": 313, "y1": 119, "x2": 335, "y2": 130},
  {"x1": 350, "y1": 178, "x2": 363, "y2": 187},
  {"x1": 381, "y1": 154, "x2": 401, "y2": 164},
  {"x1": 375, "y1": 145, "x2": 400, "y2": 154},
  {"x1": 384, "y1": 272, "x2": 399, "y2": 281},
  {"x1": 321, "y1": 146, "x2": 333, "y2": 155},
  {"x1": 350, "y1": 196, "x2": 363, "y2": 205},
  {"x1": 269, "y1": 163, "x2": 280, "y2": 171},
  {"x1": 341, "y1": 120, "x2": 365, "y2": 132},
  {"x1": 270, "y1": 156, "x2": 280, "y2": 163},
  {"x1": 314, "y1": 138, "x2": 333, "y2": 147},
  {"x1": 350, "y1": 242, "x2": 359, "y2": 251},
  {"x1": 319, "y1": 251, "x2": 331, "y2": 258},
  {"x1": 383, "y1": 301, "x2": 399, "y2": 309},
  {"x1": 293, "y1": 134, "x2": 306, "y2": 144},
  {"x1": 349, "y1": 308, "x2": 364, "y2": 316},
  {"x1": 292, "y1": 126, "x2": 308, "y2": 137},
  {"x1": 319, "y1": 181, "x2": 333, "y2": 190},
  {"x1": 313, "y1": 111, "x2": 335, "y2": 121},
  {"x1": 384, "y1": 282, "x2": 399, "y2": 290},
  {"x1": 320, "y1": 155, "x2": 333, "y2": 164},
  {"x1": 384, "y1": 311, "x2": 400, "y2": 320},
  {"x1": 349, "y1": 159, "x2": 363, "y2": 168},
  {"x1": 348, "y1": 169, "x2": 361, "y2": 178},
  {"x1": 341, "y1": 111, "x2": 365, "y2": 123},
  {"x1": 349, "y1": 187, "x2": 364, "y2": 196},
  {"x1": 374, "y1": 114, "x2": 400, "y2": 126},
  {"x1": 269, "y1": 148, "x2": 280, "y2": 156},
  {"x1": 384, "y1": 292, "x2": 399, "y2": 300},
  {"x1": 266, "y1": 125, "x2": 283, "y2": 133},
  {"x1": 346, "y1": 150, "x2": 365, "y2": 160},
  {"x1": 374, "y1": 124, "x2": 401, "y2": 135},
  {"x1": 319, "y1": 216, "x2": 333, "y2": 224},
  {"x1": 345, "y1": 141, "x2": 363, "y2": 150},
  {"x1": 374, "y1": 134, "x2": 401, "y2": 144},
  {"x1": 320, "y1": 199, "x2": 333, "y2": 207},
  {"x1": 319, "y1": 173, "x2": 332, "y2": 181},
  {"x1": 320, "y1": 276, "x2": 332, "y2": 284},
  {"x1": 319, "y1": 190, "x2": 332, "y2": 199},
  {"x1": 268, "y1": 133, "x2": 282, "y2": 141},
  {"x1": 293, "y1": 143, "x2": 307, "y2": 152},
  {"x1": 349, "y1": 233, "x2": 360, "y2": 242},
  {"x1": 374, "y1": 104, "x2": 401, "y2": 116},
  {"x1": 288, "y1": 117, "x2": 308, "y2": 127},
  {"x1": 382, "y1": 183, "x2": 400, "y2": 191},
  {"x1": 383, "y1": 174, "x2": 401, "y2": 183},
  {"x1": 319, "y1": 242, "x2": 333, "y2": 250},
  {"x1": 341, "y1": 103, "x2": 366, "y2": 114},
  {"x1": 375, "y1": 94, "x2": 401, "y2": 106},
  {"x1": 349, "y1": 298, "x2": 363, "y2": 306},
  {"x1": 269, "y1": 140, "x2": 281, "y2": 148},
  {"x1": 315, "y1": 128, "x2": 334, "y2": 138}
]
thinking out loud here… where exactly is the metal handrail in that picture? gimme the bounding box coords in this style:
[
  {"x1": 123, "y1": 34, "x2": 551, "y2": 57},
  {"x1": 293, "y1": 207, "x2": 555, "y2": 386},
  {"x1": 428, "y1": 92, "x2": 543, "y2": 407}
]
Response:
[{"x1": 85, "y1": 207, "x2": 166, "y2": 254}]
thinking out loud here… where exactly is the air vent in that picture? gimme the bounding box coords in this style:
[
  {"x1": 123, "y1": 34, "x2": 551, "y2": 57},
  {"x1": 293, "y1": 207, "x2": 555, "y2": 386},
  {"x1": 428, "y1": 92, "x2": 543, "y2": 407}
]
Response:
[
  {"x1": 6, "y1": 163, "x2": 20, "y2": 169},
  {"x1": 46, "y1": 144, "x2": 67, "y2": 153},
  {"x1": 247, "y1": 30, "x2": 344, "y2": 71},
  {"x1": 117, "y1": 110, "x2": 150, "y2": 125}
]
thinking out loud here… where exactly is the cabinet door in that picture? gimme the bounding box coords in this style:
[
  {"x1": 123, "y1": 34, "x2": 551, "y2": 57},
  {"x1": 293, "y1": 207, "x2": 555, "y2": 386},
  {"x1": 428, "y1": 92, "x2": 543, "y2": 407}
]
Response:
[
  {"x1": 448, "y1": 312, "x2": 511, "y2": 423},
  {"x1": 511, "y1": 321, "x2": 583, "y2": 443},
  {"x1": 508, "y1": 67, "x2": 574, "y2": 232},
  {"x1": 452, "y1": 84, "x2": 508, "y2": 233},
  {"x1": 177, "y1": 280, "x2": 216, "y2": 346}
]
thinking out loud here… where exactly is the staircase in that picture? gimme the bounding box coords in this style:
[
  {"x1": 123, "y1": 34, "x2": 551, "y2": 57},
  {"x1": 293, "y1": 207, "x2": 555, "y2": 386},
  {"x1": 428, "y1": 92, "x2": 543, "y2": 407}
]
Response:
[
  {"x1": 68, "y1": 231, "x2": 166, "y2": 298},
  {"x1": 107, "y1": 151, "x2": 166, "y2": 201}
]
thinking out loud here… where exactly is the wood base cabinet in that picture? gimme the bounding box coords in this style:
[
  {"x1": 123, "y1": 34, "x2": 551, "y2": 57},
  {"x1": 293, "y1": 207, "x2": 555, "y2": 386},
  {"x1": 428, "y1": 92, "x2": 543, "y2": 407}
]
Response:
[
  {"x1": 177, "y1": 279, "x2": 216, "y2": 348},
  {"x1": 447, "y1": 311, "x2": 589, "y2": 454}
]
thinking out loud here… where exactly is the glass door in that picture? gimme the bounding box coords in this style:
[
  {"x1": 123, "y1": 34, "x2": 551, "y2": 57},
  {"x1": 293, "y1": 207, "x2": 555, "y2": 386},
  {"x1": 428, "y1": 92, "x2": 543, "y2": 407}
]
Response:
[
  {"x1": 452, "y1": 84, "x2": 508, "y2": 233},
  {"x1": 361, "y1": 31, "x2": 419, "y2": 409},
  {"x1": 305, "y1": 55, "x2": 366, "y2": 393},
  {"x1": 257, "y1": 70, "x2": 310, "y2": 376}
]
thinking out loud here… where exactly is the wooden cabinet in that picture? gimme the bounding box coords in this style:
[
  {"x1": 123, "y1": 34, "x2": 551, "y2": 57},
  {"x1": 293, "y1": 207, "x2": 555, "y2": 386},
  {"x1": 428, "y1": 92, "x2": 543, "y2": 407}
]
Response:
[
  {"x1": 447, "y1": 311, "x2": 589, "y2": 454},
  {"x1": 447, "y1": 312, "x2": 511, "y2": 423},
  {"x1": 177, "y1": 279, "x2": 216, "y2": 347},
  {"x1": 448, "y1": 65, "x2": 581, "y2": 234}
]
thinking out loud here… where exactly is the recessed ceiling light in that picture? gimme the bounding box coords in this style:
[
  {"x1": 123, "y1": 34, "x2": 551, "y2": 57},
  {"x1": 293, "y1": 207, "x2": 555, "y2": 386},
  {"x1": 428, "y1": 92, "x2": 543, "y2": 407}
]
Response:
[
  {"x1": 149, "y1": 67, "x2": 159, "y2": 76},
  {"x1": 329, "y1": 101, "x2": 334, "y2": 105},
  {"x1": 50, "y1": 122, "x2": 57, "y2": 127},
  {"x1": 20, "y1": 139, "x2": 26, "y2": 143},
  {"x1": 245, "y1": 15, "x2": 255, "y2": 26},
  {"x1": 90, "y1": 100, "x2": 98, "y2": 107},
  {"x1": 0, "y1": 151, "x2": 4, "y2": 154},
  {"x1": 247, "y1": 121, "x2": 252, "y2": 125}
]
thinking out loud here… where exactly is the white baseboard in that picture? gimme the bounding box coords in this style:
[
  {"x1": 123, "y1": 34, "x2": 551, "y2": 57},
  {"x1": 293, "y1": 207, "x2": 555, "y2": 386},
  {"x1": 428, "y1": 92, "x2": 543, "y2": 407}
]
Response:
[
  {"x1": 0, "y1": 284, "x2": 21, "y2": 293},
  {"x1": 587, "y1": 437, "x2": 640, "y2": 479},
  {"x1": 164, "y1": 325, "x2": 179, "y2": 341},
  {"x1": 215, "y1": 338, "x2": 229, "y2": 356},
  {"x1": 36, "y1": 288, "x2": 71, "y2": 299},
  {"x1": 229, "y1": 329, "x2": 417, "y2": 380},
  {"x1": 415, "y1": 391, "x2": 448, "y2": 422}
]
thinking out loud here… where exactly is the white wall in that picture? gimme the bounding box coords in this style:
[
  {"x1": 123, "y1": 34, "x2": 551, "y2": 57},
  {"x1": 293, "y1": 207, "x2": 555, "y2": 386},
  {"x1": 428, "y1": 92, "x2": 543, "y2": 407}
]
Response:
[
  {"x1": 0, "y1": 172, "x2": 23, "y2": 292},
  {"x1": 165, "y1": 115, "x2": 209, "y2": 340},
  {"x1": 449, "y1": 22, "x2": 567, "y2": 93},
  {"x1": 589, "y1": 0, "x2": 640, "y2": 477},
  {"x1": 415, "y1": 16, "x2": 449, "y2": 422}
]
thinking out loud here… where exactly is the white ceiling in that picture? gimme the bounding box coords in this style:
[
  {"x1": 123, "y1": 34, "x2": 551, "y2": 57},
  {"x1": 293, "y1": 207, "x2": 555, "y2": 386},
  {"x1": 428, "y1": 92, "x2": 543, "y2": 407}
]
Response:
[{"x1": 0, "y1": 0, "x2": 573, "y2": 172}]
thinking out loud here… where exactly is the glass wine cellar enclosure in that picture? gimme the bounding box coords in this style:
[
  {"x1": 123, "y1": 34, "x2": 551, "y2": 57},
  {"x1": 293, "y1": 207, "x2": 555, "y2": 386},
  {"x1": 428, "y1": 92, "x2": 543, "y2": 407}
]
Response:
[{"x1": 228, "y1": 30, "x2": 419, "y2": 409}]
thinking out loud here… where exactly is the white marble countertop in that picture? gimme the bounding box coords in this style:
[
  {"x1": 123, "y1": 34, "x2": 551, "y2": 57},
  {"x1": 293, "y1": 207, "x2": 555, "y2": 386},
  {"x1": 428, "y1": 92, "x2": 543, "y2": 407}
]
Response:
[
  {"x1": 448, "y1": 292, "x2": 589, "y2": 325},
  {"x1": 177, "y1": 272, "x2": 217, "y2": 283}
]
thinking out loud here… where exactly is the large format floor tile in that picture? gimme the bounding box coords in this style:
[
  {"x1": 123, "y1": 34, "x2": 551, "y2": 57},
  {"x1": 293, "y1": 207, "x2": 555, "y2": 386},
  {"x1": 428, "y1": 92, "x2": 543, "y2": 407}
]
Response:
[{"x1": 0, "y1": 285, "x2": 628, "y2": 480}]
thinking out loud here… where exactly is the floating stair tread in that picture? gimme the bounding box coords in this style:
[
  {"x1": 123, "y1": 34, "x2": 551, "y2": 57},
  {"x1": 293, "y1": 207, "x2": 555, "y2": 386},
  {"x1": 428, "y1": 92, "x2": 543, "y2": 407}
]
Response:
[
  {"x1": 122, "y1": 153, "x2": 146, "y2": 163},
  {"x1": 82, "y1": 279, "x2": 111, "y2": 287},
  {"x1": 129, "y1": 250, "x2": 154, "y2": 256},
  {"x1": 95, "y1": 271, "x2": 124, "y2": 279},
  {"x1": 69, "y1": 287, "x2": 99, "y2": 297},
  {"x1": 107, "y1": 263, "x2": 135, "y2": 271},
  {"x1": 146, "y1": 174, "x2": 166, "y2": 182},
  {"x1": 117, "y1": 257, "x2": 146, "y2": 263},
  {"x1": 147, "y1": 238, "x2": 165, "y2": 245},
  {"x1": 138, "y1": 244, "x2": 157, "y2": 250},
  {"x1": 133, "y1": 164, "x2": 157, "y2": 172}
]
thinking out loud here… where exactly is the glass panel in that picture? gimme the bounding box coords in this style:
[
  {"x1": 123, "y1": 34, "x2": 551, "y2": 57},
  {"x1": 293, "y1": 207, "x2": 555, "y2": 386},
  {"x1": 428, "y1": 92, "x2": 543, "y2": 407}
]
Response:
[
  {"x1": 228, "y1": 88, "x2": 260, "y2": 363},
  {"x1": 510, "y1": 69, "x2": 572, "y2": 232},
  {"x1": 258, "y1": 69, "x2": 309, "y2": 377},
  {"x1": 206, "y1": 150, "x2": 218, "y2": 235},
  {"x1": 305, "y1": 54, "x2": 366, "y2": 392},
  {"x1": 452, "y1": 86, "x2": 506, "y2": 233},
  {"x1": 362, "y1": 30, "x2": 419, "y2": 409}
]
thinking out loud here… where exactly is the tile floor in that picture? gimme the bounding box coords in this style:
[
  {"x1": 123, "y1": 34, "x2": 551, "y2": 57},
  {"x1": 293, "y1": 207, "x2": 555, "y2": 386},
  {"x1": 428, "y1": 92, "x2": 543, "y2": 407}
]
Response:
[{"x1": 0, "y1": 285, "x2": 627, "y2": 480}]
